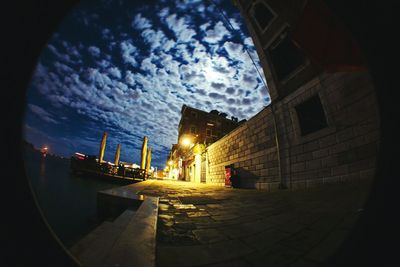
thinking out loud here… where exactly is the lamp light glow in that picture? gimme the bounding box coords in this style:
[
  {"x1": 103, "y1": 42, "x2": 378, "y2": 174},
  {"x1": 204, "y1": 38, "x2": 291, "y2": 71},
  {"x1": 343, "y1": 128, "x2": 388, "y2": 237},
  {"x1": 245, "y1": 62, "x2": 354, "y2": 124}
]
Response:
[{"x1": 182, "y1": 138, "x2": 191, "y2": 146}]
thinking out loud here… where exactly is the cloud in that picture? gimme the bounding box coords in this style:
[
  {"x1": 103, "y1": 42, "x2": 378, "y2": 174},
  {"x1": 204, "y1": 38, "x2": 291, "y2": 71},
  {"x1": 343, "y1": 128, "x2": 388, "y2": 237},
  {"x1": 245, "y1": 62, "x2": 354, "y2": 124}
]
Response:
[
  {"x1": 107, "y1": 67, "x2": 122, "y2": 79},
  {"x1": 228, "y1": 18, "x2": 241, "y2": 30},
  {"x1": 101, "y1": 28, "x2": 113, "y2": 40},
  {"x1": 88, "y1": 46, "x2": 101, "y2": 57},
  {"x1": 157, "y1": 7, "x2": 169, "y2": 18},
  {"x1": 241, "y1": 73, "x2": 258, "y2": 88},
  {"x1": 125, "y1": 70, "x2": 136, "y2": 86},
  {"x1": 165, "y1": 14, "x2": 196, "y2": 42},
  {"x1": 28, "y1": 104, "x2": 59, "y2": 124},
  {"x1": 132, "y1": 13, "x2": 152, "y2": 30},
  {"x1": 141, "y1": 29, "x2": 171, "y2": 52},
  {"x1": 203, "y1": 21, "x2": 231, "y2": 43},
  {"x1": 225, "y1": 87, "x2": 235, "y2": 95},
  {"x1": 208, "y1": 92, "x2": 226, "y2": 100},
  {"x1": 211, "y1": 82, "x2": 226, "y2": 90},
  {"x1": 223, "y1": 41, "x2": 244, "y2": 59},
  {"x1": 140, "y1": 58, "x2": 157, "y2": 75},
  {"x1": 120, "y1": 41, "x2": 138, "y2": 67}
]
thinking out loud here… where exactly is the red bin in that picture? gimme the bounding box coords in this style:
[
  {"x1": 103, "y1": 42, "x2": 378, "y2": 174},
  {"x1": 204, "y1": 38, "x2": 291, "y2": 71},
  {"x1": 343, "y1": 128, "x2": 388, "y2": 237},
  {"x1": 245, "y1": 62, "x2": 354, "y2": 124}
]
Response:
[{"x1": 225, "y1": 165, "x2": 232, "y2": 187}]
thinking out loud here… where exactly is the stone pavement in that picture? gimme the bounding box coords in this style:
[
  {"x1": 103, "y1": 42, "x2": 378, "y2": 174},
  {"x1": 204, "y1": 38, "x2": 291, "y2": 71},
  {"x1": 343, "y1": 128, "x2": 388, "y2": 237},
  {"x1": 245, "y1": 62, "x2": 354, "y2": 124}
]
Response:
[{"x1": 130, "y1": 179, "x2": 372, "y2": 267}]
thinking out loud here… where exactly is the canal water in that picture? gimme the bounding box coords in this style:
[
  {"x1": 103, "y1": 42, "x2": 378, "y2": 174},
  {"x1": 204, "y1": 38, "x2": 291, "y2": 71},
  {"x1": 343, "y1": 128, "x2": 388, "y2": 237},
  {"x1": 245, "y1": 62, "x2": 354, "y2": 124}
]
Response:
[{"x1": 23, "y1": 148, "x2": 121, "y2": 248}]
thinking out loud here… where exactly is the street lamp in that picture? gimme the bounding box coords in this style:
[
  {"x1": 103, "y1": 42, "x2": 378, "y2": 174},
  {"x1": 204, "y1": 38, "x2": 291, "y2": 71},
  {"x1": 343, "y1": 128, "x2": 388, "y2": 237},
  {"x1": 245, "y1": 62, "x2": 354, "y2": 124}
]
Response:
[{"x1": 181, "y1": 137, "x2": 192, "y2": 147}]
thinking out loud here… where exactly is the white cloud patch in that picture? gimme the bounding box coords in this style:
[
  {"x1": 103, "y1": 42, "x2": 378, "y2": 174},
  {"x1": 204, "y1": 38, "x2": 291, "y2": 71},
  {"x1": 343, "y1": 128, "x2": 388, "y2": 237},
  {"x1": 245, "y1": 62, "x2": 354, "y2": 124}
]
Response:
[
  {"x1": 28, "y1": 104, "x2": 59, "y2": 124},
  {"x1": 132, "y1": 13, "x2": 152, "y2": 30},
  {"x1": 125, "y1": 70, "x2": 136, "y2": 86},
  {"x1": 165, "y1": 14, "x2": 196, "y2": 42},
  {"x1": 107, "y1": 67, "x2": 121, "y2": 79},
  {"x1": 120, "y1": 41, "x2": 138, "y2": 67},
  {"x1": 203, "y1": 21, "x2": 231, "y2": 43},
  {"x1": 88, "y1": 46, "x2": 101, "y2": 57}
]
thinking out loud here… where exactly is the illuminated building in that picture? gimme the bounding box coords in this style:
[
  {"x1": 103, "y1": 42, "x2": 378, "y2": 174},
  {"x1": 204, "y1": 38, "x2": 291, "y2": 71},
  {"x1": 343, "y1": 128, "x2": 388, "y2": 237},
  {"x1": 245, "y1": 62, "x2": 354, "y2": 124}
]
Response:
[{"x1": 166, "y1": 105, "x2": 243, "y2": 182}]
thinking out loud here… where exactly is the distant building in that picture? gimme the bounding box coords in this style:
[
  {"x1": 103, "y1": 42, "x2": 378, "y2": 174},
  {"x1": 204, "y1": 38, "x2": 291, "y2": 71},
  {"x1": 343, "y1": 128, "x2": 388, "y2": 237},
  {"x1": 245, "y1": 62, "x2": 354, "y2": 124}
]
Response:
[
  {"x1": 178, "y1": 105, "x2": 241, "y2": 146},
  {"x1": 166, "y1": 105, "x2": 243, "y2": 181}
]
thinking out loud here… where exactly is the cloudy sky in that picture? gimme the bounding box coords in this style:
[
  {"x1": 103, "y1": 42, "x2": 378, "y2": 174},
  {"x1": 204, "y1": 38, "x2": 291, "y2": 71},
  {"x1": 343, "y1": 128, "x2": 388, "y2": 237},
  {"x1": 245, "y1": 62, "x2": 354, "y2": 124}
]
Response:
[{"x1": 23, "y1": 0, "x2": 270, "y2": 169}]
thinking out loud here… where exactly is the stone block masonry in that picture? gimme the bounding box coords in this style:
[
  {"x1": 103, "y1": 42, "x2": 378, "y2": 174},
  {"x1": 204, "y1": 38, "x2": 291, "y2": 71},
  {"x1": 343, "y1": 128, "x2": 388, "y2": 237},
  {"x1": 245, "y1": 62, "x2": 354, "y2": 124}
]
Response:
[
  {"x1": 205, "y1": 71, "x2": 380, "y2": 190},
  {"x1": 207, "y1": 107, "x2": 280, "y2": 190}
]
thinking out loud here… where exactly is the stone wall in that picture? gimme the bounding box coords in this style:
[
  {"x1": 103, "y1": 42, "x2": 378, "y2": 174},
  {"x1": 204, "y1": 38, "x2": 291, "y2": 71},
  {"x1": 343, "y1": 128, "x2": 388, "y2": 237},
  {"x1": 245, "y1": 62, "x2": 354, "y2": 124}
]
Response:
[
  {"x1": 275, "y1": 71, "x2": 380, "y2": 189},
  {"x1": 206, "y1": 107, "x2": 280, "y2": 190},
  {"x1": 206, "y1": 71, "x2": 380, "y2": 190}
]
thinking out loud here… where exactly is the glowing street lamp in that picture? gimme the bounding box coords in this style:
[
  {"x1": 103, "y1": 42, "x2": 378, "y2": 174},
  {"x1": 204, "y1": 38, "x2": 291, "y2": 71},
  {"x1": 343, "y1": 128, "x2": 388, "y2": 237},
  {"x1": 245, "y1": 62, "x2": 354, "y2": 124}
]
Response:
[
  {"x1": 41, "y1": 146, "x2": 48, "y2": 157},
  {"x1": 181, "y1": 137, "x2": 192, "y2": 147}
]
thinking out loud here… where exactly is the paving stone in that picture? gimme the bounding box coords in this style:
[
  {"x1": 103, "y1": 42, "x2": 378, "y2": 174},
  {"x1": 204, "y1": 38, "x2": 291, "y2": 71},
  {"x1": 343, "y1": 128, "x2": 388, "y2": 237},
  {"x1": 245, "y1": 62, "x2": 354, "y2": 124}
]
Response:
[
  {"x1": 208, "y1": 209, "x2": 238, "y2": 216},
  {"x1": 159, "y1": 203, "x2": 170, "y2": 211},
  {"x1": 275, "y1": 221, "x2": 306, "y2": 234},
  {"x1": 159, "y1": 214, "x2": 174, "y2": 220},
  {"x1": 176, "y1": 216, "x2": 216, "y2": 225},
  {"x1": 180, "y1": 196, "x2": 221, "y2": 205},
  {"x1": 186, "y1": 211, "x2": 210, "y2": 217},
  {"x1": 288, "y1": 257, "x2": 321, "y2": 267},
  {"x1": 173, "y1": 204, "x2": 197, "y2": 210},
  {"x1": 193, "y1": 228, "x2": 227, "y2": 244},
  {"x1": 244, "y1": 244, "x2": 302, "y2": 267},
  {"x1": 173, "y1": 222, "x2": 197, "y2": 231},
  {"x1": 279, "y1": 229, "x2": 327, "y2": 253},
  {"x1": 157, "y1": 245, "x2": 213, "y2": 266},
  {"x1": 337, "y1": 213, "x2": 359, "y2": 230},
  {"x1": 304, "y1": 229, "x2": 350, "y2": 263},
  {"x1": 241, "y1": 228, "x2": 291, "y2": 252},
  {"x1": 207, "y1": 239, "x2": 254, "y2": 262},
  {"x1": 159, "y1": 218, "x2": 174, "y2": 227},
  {"x1": 305, "y1": 215, "x2": 344, "y2": 235},
  {"x1": 211, "y1": 213, "x2": 240, "y2": 221},
  {"x1": 206, "y1": 204, "x2": 224, "y2": 209},
  {"x1": 204, "y1": 259, "x2": 252, "y2": 267}
]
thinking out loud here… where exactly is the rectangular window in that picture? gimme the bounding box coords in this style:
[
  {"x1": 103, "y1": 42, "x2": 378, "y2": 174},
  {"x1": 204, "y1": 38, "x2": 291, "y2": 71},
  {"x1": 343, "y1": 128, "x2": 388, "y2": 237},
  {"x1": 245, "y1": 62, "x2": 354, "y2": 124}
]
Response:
[
  {"x1": 268, "y1": 29, "x2": 306, "y2": 81},
  {"x1": 252, "y1": 2, "x2": 275, "y2": 31},
  {"x1": 191, "y1": 111, "x2": 197, "y2": 118},
  {"x1": 190, "y1": 126, "x2": 197, "y2": 134},
  {"x1": 206, "y1": 128, "x2": 212, "y2": 137},
  {"x1": 295, "y1": 95, "x2": 328, "y2": 136}
]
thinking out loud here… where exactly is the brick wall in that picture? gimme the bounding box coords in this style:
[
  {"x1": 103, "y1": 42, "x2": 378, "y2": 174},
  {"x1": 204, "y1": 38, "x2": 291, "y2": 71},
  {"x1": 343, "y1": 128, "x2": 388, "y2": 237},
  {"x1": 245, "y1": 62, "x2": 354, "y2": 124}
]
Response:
[
  {"x1": 206, "y1": 107, "x2": 280, "y2": 190},
  {"x1": 275, "y1": 71, "x2": 380, "y2": 189},
  {"x1": 206, "y1": 71, "x2": 380, "y2": 190}
]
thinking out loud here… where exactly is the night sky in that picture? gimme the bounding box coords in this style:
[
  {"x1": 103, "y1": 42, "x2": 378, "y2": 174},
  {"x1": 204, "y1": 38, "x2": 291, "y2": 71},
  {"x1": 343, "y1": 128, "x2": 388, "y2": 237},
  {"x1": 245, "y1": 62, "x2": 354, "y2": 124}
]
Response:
[{"x1": 23, "y1": 0, "x2": 270, "y2": 169}]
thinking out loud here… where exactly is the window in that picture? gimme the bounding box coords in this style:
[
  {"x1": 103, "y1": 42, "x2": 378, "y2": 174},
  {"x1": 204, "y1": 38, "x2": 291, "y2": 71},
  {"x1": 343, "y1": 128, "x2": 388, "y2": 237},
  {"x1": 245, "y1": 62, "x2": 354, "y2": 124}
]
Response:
[
  {"x1": 252, "y1": 2, "x2": 275, "y2": 31},
  {"x1": 191, "y1": 111, "x2": 197, "y2": 118},
  {"x1": 190, "y1": 126, "x2": 197, "y2": 134},
  {"x1": 206, "y1": 128, "x2": 212, "y2": 137},
  {"x1": 295, "y1": 95, "x2": 328, "y2": 136},
  {"x1": 268, "y1": 29, "x2": 306, "y2": 81}
]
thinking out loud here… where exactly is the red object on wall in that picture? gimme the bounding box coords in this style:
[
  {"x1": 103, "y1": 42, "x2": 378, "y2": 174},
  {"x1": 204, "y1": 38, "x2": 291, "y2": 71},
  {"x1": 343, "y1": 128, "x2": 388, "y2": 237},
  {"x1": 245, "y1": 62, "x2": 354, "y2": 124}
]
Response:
[
  {"x1": 292, "y1": 0, "x2": 366, "y2": 72},
  {"x1": 225, "y1": 166, "x2": 232, "y2": 187}
]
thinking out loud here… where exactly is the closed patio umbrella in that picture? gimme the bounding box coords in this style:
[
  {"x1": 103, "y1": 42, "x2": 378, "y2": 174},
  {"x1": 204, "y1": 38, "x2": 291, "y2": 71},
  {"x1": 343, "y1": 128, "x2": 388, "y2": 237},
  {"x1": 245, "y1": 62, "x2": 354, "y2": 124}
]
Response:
[
  {"x1": 99, "y1": 131, "x2": 107, "y2": 163},
  {"x1": 145, "y1": 147, "x2": 152, "y2": 175},
  {"x1": 114, "y1": 144, "x2": 120, "y2": 166},
  {"x1": 140, "y1": 136, "x2": 148, "y2": 170}
]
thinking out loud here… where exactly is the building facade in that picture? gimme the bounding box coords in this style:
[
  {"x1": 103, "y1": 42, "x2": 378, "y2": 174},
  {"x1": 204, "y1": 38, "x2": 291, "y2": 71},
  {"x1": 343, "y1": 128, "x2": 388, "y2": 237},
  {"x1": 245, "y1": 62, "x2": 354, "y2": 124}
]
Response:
[
  {"x1": 202, "y1": 0, "x2": 380, "y2": 189},
  {"x1": 178, "y1": 105, "x2": 241, "y2": 146},
  {"x1": 167, "y1": 105, "x2": 242, "y2": 182}
]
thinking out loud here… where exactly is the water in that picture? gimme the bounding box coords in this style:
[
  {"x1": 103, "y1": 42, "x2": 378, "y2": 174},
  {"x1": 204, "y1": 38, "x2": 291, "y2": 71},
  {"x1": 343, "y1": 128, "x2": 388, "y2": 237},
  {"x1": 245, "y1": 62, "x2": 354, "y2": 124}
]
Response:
[{"x1": 23, "y1": 148, "x2": 121, "y2": 248}]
